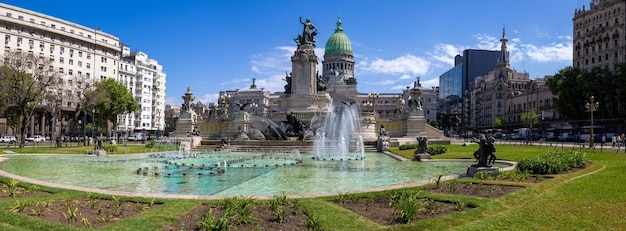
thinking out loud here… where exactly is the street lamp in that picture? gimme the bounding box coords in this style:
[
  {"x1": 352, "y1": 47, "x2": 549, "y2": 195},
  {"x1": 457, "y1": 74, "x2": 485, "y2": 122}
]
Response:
[
  {"x1": 363, "y1": 101, "x2": 373, "y2": 113},
  {"x1": 220, "y1": 93, "x2": 231, "y2": 118},
  {"x1": 250, "y1": 103, "x2": 258, "y2": 116},
  {"x1": 586, "y1": 95, "x2": 600, "y2": 147},
  {"x1": 91, "y1": 105, "x2": 95, "y2": 145},
  {"x1": 213, "y1": 102, "x2": 219, "y2": 119},
  {"x1": 368, "y1": 91, "x2": 379, "y2": 115},
  {"x1": 395, "y1": 97, "x2": 405, "y2": 118}
]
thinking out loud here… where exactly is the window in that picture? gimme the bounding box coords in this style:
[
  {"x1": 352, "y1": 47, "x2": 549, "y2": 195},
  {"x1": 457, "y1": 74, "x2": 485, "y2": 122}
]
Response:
[
  {"x1": 4, "y1": 35, "x2": 9, "y2": 45},
  {"x1": 69, "y1": 59, "x2": 73, "y2": 65},
  {"x1": 69, "y1": 49, "x2": 73, "y2": 57},
  {"x1": 86, "y1": 54, "x2": 91, "y2": 59},
  {"x1": 78, "y1": 61, "x2": 82, "y2": 67},
  {"x1": 86, "y1": 63, "x2": 90, "y2": 69},
  {"x1": 100, "y1": 66, "x2": 107, "y2": 72},
  {"x1": 78, "y1": 51, "x2": 82, "y2": 57},
  {"x1": 60, "y1": 47, "x2": 64, "y2": 55},
  {"x1": 58, "y1": 67, "x2": 64, "y2": 73},
  {"x1": 68, "y1": 69, "x2": 73, "y2": 75},
  {"x1": 17, "y1": 38, "x2": 23, "y2": 46},
  {"x1": 49, "y1": 45, "x2": 54, "y2": 53},
  {"x1": 59, "y1": 57, "x2": 64, "y2": 64},
  {"x1": 77, "y1": 71, "x2": 82, "y2": 76}
]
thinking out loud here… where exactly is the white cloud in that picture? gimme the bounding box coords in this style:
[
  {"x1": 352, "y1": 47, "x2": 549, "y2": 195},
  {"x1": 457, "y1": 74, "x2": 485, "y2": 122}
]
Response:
[
  {"x1": 473, "y1": 34, "x2": 500, "y2": 50},
  {"x1": 250, "y1": 74, "x2": 288, "y2": 93},
  {"x1": 199, "y1": 93, "x2": 219, "y2": 105},
  {"x1": 421, "y1": 77, "x2": 439, "y2": 89},
  {"x1": 521, "y1": 42, "x2": 572, "y2": 62},
  {"x1": 391, "y1": 84, "x2": 411, "y2": 90},
  {"x1": 399, "y1": 74, "x2": 412, "y2": 80},
  {"x1": 427, "y1": 43, "x2": 464, "y2": 67},
  {"x1": 358, "y1": 54, "x2": 430, "y2": 75},
  {"x1": 165, "y1": 96, "x2": 178, "y2": 106},
  {"x1": 372, "y1": 79, "x2": 396, "y2": 85}
]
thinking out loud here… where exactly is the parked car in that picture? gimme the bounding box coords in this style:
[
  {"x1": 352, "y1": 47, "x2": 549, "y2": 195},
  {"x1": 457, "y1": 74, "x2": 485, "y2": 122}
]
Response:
[
  {"x1": 0, "y1": 136, "x2": 17, "y2": 143},
  {"x1": 127, "y1": 133, "x2": 146, "y2": 141},
  {"x1": 26, "y1": 135, "x2": 45, "y2": 142}
]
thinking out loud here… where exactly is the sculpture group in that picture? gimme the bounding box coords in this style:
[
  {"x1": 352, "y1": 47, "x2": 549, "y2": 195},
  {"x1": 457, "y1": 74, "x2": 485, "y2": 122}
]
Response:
[{"x1": 473, "y1": 135, "x2": 497, "y2": 167}]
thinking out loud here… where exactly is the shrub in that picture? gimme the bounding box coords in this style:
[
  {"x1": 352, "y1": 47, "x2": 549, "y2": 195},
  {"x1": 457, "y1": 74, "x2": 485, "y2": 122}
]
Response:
[
  {"x1": 516, "y1": 151, "x2": 587, "y2": 174},
  {"x1": 399, "y1": 144, "x2": 418, "y2": 150},
  {"x1": 145, "y1": 141, "x2": 156, "y2": 148},
  {"x1": 102, "y1": 145, "x2": 117, "y2": 152},
  {"x1": 426, "y1": 145, "x2": 447, "y2": 155}
]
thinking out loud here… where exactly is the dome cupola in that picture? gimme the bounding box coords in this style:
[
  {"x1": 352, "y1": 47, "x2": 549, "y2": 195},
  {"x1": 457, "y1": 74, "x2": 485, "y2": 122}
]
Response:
[{"x1": 324, "y1": 17, "x2": 353, "y2": 55}]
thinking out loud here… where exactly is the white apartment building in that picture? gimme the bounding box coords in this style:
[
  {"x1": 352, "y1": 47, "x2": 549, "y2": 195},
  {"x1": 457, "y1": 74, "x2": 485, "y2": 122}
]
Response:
[
  {"x1": 0, "y1": 3, "x2": 165, "y2": 137},
  {"x1": 119, "y1": 44, "x2": 166, "y2": 135}
]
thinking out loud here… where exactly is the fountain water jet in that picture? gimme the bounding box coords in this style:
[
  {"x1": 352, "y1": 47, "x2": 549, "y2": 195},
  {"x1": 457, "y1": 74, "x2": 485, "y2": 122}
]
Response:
[{"x1": 313, "y1": 103, "x2": 364, "y2": 160}]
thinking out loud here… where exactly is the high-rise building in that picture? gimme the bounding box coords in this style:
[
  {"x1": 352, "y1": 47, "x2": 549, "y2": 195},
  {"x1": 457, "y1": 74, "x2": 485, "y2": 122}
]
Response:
[
  {"x1": 573, "y1": 0, "x2": 626, "y2": 73},
  {"x1": 119, "y1": 44, "x2": 166, "y2": 135},
  {"x1": 438, "y1": 49, "x2": 499, "y2": 134}
]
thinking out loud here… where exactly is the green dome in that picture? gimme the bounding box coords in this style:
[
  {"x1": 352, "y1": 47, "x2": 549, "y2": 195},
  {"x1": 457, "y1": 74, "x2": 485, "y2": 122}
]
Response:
[{"x1": 325, "y1": 18, "x2": 353, "y2": 55}]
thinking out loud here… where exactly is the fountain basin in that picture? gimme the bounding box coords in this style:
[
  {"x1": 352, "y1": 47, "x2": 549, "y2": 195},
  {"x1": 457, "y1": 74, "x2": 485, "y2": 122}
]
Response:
[{"x1": 0, "y1": 152, "x2": 510, "y2": 198}]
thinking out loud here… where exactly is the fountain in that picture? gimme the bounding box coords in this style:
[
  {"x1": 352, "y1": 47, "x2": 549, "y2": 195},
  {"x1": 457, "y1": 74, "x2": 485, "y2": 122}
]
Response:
[{"x1": 313, "y1": 103, "x2": 365, "y2": 160}]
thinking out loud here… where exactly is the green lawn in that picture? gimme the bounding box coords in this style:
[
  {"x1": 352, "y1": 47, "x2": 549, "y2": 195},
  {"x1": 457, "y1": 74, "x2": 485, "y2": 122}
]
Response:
[
  {"x1": 1, "y1": 143, "x2": 625, "y2": 230},
  {"x1": 2, "y1": 141, "x2": 178, "y2": 154}
]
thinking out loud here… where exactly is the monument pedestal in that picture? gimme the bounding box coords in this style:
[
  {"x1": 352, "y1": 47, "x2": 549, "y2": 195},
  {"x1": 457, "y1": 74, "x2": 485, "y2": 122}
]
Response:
[
  {"x1": 406, "y1": 115, "x2": 427, "y2": 137},
  {"x1": 278, "y1": 93, "x2": 332, "y2": 114},
  {"x1": 413, "y1": 153, "x2": 431, "y2": 161},
  {"x1": 466, "y1": 165, "x2": 499, "y2": 176},
  {"x1": 172, "y1": 117, "x2": 194, "y2": 137}
]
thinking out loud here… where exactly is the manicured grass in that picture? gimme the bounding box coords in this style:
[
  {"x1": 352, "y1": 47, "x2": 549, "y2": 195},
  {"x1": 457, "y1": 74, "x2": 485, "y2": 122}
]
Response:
[
  {"x1": 1, "y1": 143, "x2": 625, "y2": 230},
  {"x1": 2, "y1": 142, "x2": 177, "y2": 155}
]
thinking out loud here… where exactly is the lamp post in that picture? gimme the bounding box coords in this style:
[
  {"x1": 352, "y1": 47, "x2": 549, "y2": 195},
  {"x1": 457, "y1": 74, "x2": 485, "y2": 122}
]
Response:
[
  {"x1": 368, "y1": 91, "x2": 379, "y2": 115},
  {"x1": 213, "y1": 102, "x2": 219, "y2": 119},
  {"x1": 250, "y1": 103, "x2": 258, "y2": 116},
  {"x1": 363, "y1": 101, "x2": 373, "y2": 113},
  {"x1": 83, "y1": 110, "x2": 86, "y2": 146},
  {"x1": 220, "y1": 93, "x2": 231, "y2": 119},
  {"x1": 395, "y1": 96, "x2": 405, "y2": 118},
  {"x1": 585, "y1": 95, "x2": 600, "y2": 147},
  {"x1": 91, "y1": 105, "x2": 95, "y2": 145}
]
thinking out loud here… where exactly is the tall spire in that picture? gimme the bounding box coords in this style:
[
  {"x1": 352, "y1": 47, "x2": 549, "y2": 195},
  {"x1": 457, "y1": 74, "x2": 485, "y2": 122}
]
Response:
[
  {"x1": 496, "y1": 26, "x2": 510, "y2": 69},
  {"x1": 335, "y1": 17, "x2": 343, "y2": 32}
]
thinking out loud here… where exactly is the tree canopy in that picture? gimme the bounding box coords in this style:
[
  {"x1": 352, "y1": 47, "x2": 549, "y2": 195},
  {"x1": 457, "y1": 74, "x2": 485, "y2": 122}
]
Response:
[
  {"x1": 0, "y1": 51, "x2": 59, "y2": 148},
  {"x1": 84, "y1": 78, "x2": 137, "y2": 136},
  {"x1": 546, "y1": 65, "x2": 626, "y2": 125}
]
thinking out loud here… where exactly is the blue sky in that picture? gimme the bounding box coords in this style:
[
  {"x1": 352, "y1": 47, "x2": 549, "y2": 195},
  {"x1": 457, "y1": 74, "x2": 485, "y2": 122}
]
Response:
[{"x1": 5, "y1": 0, "x2": 580, "y2": 106}]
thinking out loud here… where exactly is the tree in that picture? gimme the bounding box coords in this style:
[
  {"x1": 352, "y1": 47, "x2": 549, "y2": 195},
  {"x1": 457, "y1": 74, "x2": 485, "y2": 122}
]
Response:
[
  {"x1": 42, "y1": 74, "x2": 96, "y2": 145},
  {"x1": 428, "y1": 120, "x2": 439, "y2": 128},
  {"x1": 85, "y1": 78, "x2": 137, "y2": 137},
  {"x1": 0, "y1": 50, "x2": 60, "y2": 148},
  {"x1": 493, "y1": 117, "x2": 506, "y2": 129},
  {"x1": 520, "y1": 112, "x2": 540, "y2": 128},
  {"x1": 547, "y1": 65, "x2": 625, "y2": 128}
]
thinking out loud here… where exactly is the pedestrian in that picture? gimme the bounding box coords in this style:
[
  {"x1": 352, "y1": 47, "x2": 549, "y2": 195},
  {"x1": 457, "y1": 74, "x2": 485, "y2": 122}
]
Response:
[{"x1": 602, "y1": 134, "x2": 606, "y2": 146}]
